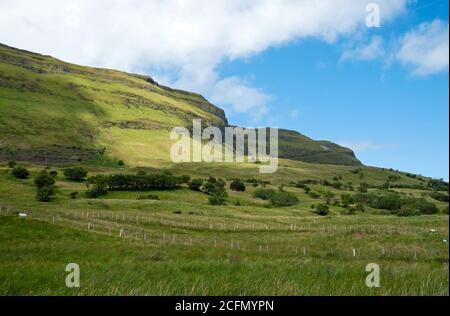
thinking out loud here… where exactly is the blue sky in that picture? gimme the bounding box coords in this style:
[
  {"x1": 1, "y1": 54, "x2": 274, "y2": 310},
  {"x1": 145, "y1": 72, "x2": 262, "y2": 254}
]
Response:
[
  {"x1": 1, "y1": 0, "x2": 448, "y2": 179},
  {"x1": 216, "y1": 0, "x2": 449, "y2": 180}
]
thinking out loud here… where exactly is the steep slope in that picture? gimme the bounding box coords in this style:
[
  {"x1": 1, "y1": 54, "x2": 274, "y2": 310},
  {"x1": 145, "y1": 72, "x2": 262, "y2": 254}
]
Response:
[
  {"x1": 278, "y1": 130, "x2": 361, "y2": 166},
  {"x1": 0, "y1": 43, "x2": 360, "y2": 166}
]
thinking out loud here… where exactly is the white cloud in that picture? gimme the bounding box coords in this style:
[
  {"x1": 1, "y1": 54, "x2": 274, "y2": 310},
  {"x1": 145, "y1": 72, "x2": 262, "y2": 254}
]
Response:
[
  {"x1": 341, "y1": 35, "x2": 385, "y2": 61},
  {"x1": 0, "y1": 0, "x2": 407, "y2": 117},
  {"x1": 210, "y1": 76, "x2": 270, "y2": 120},
  {"x1": 337, "y1": 140, "x2": 386, "y2": 152},
  {"x1": 396, "y1": 19, "x2": 449, "y2": 76}
]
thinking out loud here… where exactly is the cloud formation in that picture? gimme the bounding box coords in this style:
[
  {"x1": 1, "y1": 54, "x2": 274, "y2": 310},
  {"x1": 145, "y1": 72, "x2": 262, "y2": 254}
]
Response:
[
  {"x1": 397, "y1": 19, "x2": 449, "y2": 76},
  {"x1": 0, "y1": 0, "x2": 407, "y2": 117},
  {"x1": 341, "y1": 35, "x2": 385, "y2": 61}
]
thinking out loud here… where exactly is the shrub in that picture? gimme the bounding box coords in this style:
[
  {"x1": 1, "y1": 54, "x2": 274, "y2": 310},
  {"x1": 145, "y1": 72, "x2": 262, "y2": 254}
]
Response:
[
  {"x1": 36, "y1": 186, "x2": 55, "y2": 202},
  {"x1": 427, "y1": 179, "x2": 449, "y2": 191},
  {"x1": 309, "y1": 192, "x2": 321, "y2": 199},
  {"x1": 252, "y1": 188, "x2": 276, "y2": 200},
  {"x1": 34, "y1": 171, "x2": 55, "y2": 188},
  {"x1": 49, "y1": 170, "x2": 58, "y2": 178},
  {"x1": 303, "y1": 185, "x2": 311, "y2": 194},
  {"x1": 341, "y1": 194, "x2": 355, "y2": 208},
  {"x1": 89, "y1": 173, "x2": 179, "y2": 191},
  {"x1": 85, "y1": 184, "x2": 108, "y2": 199},
  {"x1": 398, "y1": 206, "x2": 422, "y2": 217},
  {"x1": 203, "y1": 178, "x2": 228, "y2": 205},
  {"x1": 178, "y1": 175, "x2": 191, "y2": 184},
  {"x1": 314, "y1": 204, "x2": 330, "y2": 216},
  {"x1": 323, "y1": 191, "x2": 335, "y2": 204},
  {"x1": 372, "y1": 193, "x2": 403, "y2": 211},
  {"x1": 270, "y1": 191, "x2": 299, "y2": 207},
  {"x1": 429, "y1": 192, "x2": 449, "y2": 203},
  {"x1": 118, "y1": 160, "x2": 125, "y2": 166},
  {"x1": 404, "y1": 198, "x2": 438, "y2": 215},
  {"x1": 12, "y1": 166, "x2": 29, "y2": 179},
  {"x1": 209, "y1": 193, "x2": 227, "y2": 205},
  {"x1": 188, "y1": 179, "x2": 204, "y2": 191},
  {"x1": 63, "y1": 167, "x2": 88, "y2": 182},
  {"x1": 7, "y1": 161, "x2": 16, "y2": 168},
  {"x1": 230, "y1": 179, "x2": 246, "y2": 192},
  {"x1": 70, "y1": 192, "x2": 79, "y2": 199}
]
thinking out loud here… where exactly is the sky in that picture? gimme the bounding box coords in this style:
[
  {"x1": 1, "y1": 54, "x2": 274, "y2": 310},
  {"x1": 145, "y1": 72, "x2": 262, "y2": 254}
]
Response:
[{"x1": 0, "y1": 0, "x2": 448, "y2": 179}]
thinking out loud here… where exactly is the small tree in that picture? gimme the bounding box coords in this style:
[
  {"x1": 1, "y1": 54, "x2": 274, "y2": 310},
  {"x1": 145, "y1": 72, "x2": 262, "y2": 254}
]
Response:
[
  {"x1": 303, "y1": 185, "x2": 311, "y2": 194},
  {"x1": 50, "y1": 170, "x2": 58, "y2": 178},
  {"x1": 36, "y1": 186, "x2": 55, "y2": 202},
  {"x1": 230, "y1": 179, "x2": 246, "y2": 192},
  {"x1": 314, "y1": 204, "x2": 330, "y2": 216},
  {"x1": 7, "y1": 161, "x2": 16, "y2": 168},
  {"x1": 63, "y1": 167, "x2": 88, "y2": 182},
  {"x1": 178, "y1": 175, "x2": 191, "y2": 184},
  {"x1": 188, "y1": 179, "x2": 204, "y2": 191},
  {"x1": 12, "y1": 166, "x2": 30, "y2": 179},
  {"x1": 118, "y1": 160, "x2": 125, "y2": 166},
  {"x1": 270, "y1": 191, "x2": 299, "y2": 207},
  {"x1": 252, "y1": 188, "x2": 276, "y2": 200},
  {"x1": 34, "y1": 171, "x2": 55, "y2": 188},
  {"x1": 341, "y1": 194, "x2": 355, "y2": 208},
  {"x1": 323, "y1": 191, "x2": 335, "y2": 204}
]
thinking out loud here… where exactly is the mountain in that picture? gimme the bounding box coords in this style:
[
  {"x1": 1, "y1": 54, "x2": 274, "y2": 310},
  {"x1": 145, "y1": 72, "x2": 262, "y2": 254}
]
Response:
[{"x1": 0, "y1": 43, "x2": 360, "y2": 166}]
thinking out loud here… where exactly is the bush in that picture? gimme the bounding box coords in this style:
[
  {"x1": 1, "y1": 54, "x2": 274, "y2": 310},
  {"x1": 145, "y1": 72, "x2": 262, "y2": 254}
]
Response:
[
  {"x1": 201, "y1": 178, "x2": 228, "y2": 205},
  {"x1": 209, "y1": 194, "x2": 227, "y2": 205},
  {"x1": 309, "y1": 192, "x2": 321, "y2": 199},
  {"x1": 341, "y1": 194, "x2": 355, "y2": 208},
  {"x1": 36, "y1": 186, "x2": 55, "y2": 202},
  {"x1": 252, "y1": 188, "x2": 276, "y2": 200},
  {"x1": 7, "y1": 161, "x2": 16, "y2": 168},
  {"x1": 270, "y1": 191, "x2": 299, "y2": 207},
  {"x1": 88, "y1": 173, "x2": 179, "y2": 191},
  {"x1": 34, "y1": 171, "x2": 55, "y2": 188},
  {"x1": 178, "y1": 175, "x2": 191, "y2": 184},
  {"x1": 203, "y1": 178, "x2": 226, "y2": 195},
  {"x1": 398, "y1": 205, "x2": 422, "y2": 217},
  {"x1": 230, "y1": 179, "x2": 246, "y2": 192},
  {"x1": 12, "y1": 166, "x2": 29, "y2": 179},
  {"x1": 314, "y1": 204, "x2": 330, "y2": 216},
  {"x1": 49, "y1": 170, "x2": 58, "y2": 178},
  {"x1": 429, "y1": 192, "x2": 449, "y2": 202},
  {"x1": 323, "y1": 191, "x2": 335, "y2": 204},
  {"x1": 404, "y1": 198, "x2": 438, "y2": 215},
  {"x1": 118, "y1": 160, "x2": 125, "y2": 166},
  {"x1": 85, "y1": 184, "x2": 108, "y2": 199},
  {"x1": 63, "y1": 167, "x2": 88, "y2": 182},
  {"x1": 188, "y1": 179, "x2": 204, "y2": 191},
  {"x1": 70, "y1": 192, "x2": 79, "y2": 199}
]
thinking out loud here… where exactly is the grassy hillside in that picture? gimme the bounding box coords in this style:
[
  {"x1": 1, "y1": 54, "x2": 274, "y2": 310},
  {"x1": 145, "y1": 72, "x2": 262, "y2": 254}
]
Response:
[
  {"x1": 0, "y1": 161, "x2": 448, "y2": 295},
  {"x1": 0, "y1": 43, "x2": 360, "y2": 166}
]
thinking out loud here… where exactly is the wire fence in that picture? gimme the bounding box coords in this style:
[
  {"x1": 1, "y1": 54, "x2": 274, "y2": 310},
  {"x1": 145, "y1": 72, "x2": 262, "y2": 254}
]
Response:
[{"x1": 1, "y1": 205, "x2": 448, "y2": 261}]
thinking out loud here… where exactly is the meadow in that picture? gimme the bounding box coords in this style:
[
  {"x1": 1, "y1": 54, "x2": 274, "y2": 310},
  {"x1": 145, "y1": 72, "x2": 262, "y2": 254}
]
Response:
[{"x1": 0, "y1": 161, "x2": 448, "y2": 296}]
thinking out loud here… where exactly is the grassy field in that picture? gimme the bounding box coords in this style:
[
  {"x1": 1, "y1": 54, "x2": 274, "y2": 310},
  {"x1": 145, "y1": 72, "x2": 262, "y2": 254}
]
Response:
[{"x1": 0, "y1": 162, "x2": 448, "y2": 296}]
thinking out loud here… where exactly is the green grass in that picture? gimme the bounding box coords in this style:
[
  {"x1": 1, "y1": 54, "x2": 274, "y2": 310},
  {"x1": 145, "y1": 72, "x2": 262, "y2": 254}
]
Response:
[{"x1": 0, "y1": 164, "x2": 448, "y2": 296}]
